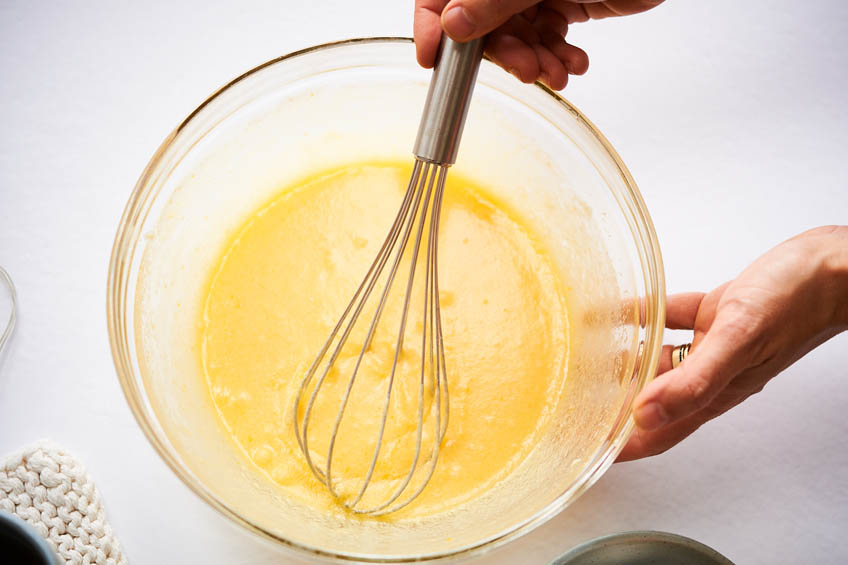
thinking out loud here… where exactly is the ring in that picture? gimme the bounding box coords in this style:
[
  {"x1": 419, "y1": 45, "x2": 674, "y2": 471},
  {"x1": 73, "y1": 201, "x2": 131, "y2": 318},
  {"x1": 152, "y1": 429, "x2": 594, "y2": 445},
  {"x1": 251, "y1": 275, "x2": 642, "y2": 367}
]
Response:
[{"x1": 671, "y1": 343, "x2": 691, "y2": 369}]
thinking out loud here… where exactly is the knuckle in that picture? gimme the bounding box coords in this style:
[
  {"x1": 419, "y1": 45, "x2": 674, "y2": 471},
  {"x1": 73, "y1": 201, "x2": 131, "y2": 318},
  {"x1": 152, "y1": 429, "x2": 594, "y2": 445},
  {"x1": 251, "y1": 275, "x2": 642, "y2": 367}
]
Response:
[
  {"x1": 720, "y1": 295, "x2": 757, "y2": 325},
  {"x1": 719, "y1": 296, "x2": 766, "y2": 338},
  {"x1": 717, "y1": 295, "x2": 773, "y2": 360}
]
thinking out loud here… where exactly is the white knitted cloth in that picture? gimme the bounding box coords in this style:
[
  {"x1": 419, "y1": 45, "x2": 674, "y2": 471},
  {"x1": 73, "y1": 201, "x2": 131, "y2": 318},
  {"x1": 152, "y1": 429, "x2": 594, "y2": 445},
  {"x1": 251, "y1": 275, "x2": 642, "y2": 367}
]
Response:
[{"x1": 0, "y1": 442, "x2": 127, "y2": 564}]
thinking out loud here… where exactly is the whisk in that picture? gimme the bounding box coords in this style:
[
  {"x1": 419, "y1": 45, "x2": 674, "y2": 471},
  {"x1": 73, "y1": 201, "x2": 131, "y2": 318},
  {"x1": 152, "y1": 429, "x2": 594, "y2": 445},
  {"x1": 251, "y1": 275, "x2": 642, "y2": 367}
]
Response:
[{"x1": 293, "y1": 36, "x2": 485, "y2": 515}]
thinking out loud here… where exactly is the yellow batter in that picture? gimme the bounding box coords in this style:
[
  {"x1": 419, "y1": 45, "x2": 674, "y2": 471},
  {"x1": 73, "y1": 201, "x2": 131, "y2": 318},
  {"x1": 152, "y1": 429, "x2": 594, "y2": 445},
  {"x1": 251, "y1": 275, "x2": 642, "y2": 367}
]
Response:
[{"x1": 200, "y1": 162, "x2": 569, "y2": 518}]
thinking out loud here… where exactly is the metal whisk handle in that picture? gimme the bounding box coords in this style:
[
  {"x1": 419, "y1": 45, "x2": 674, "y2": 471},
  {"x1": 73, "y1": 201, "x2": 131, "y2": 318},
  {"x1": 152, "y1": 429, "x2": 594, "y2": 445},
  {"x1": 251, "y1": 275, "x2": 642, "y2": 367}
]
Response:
[{"x1": 413, "y1": 36, "x2": 485, "y2": 166}]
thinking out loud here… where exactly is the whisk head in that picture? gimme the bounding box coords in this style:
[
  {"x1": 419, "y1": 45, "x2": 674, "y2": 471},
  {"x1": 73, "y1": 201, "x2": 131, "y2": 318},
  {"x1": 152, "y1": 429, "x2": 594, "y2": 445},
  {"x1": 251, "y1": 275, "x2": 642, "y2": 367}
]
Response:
[{"x1": 294, "y1": 159, "x2": 450, "y2": 515}]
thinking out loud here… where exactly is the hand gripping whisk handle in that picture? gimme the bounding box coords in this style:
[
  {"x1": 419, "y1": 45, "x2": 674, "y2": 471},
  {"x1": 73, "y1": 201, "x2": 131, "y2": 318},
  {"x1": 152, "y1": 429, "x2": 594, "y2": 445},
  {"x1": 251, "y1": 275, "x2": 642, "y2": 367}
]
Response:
[{"x1": 413, "y1": 36, "x2": 485, "y2": 166}]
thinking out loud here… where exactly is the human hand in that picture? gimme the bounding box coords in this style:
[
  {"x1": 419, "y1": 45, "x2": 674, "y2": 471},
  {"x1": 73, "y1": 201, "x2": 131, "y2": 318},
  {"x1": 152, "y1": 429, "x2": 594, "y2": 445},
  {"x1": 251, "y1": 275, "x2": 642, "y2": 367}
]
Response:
[
  {"x1": 414, "y1": 0, "x2": 664, "y2": 90},
  {"x1": 619, "y1": 226, "x2": 848, "y2": 462}
]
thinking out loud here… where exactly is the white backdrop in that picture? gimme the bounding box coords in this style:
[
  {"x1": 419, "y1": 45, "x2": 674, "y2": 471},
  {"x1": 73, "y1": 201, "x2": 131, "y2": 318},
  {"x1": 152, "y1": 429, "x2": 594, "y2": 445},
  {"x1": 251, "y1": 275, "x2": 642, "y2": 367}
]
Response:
[{"x1": 1, "y1": 1, "x2": 847, "y2": 563}]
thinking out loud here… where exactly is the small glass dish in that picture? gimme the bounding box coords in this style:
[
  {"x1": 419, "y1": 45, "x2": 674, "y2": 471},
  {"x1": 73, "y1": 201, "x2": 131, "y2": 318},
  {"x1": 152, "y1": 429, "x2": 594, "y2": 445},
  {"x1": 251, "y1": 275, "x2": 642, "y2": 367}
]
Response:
[{"x1": 108, "y1": 38, "x2": 665, "y2": 562}]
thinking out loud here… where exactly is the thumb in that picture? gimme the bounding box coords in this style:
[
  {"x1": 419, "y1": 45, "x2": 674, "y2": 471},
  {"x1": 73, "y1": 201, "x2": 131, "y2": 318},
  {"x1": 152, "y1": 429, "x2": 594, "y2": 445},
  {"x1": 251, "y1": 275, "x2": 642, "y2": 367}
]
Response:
[
  {"x1": 633, "y1": 305, "x2": 759, "y2": 430},
  {"x1": 441, "y1": 0, "x2": 540, "y2": 41}
]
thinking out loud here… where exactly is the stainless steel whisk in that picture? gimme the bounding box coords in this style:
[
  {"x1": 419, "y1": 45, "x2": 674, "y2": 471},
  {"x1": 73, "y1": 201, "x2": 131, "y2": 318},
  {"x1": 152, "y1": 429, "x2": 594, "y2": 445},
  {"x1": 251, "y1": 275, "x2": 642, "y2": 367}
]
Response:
[{"x1": 293, "y1": 36, "x2": 485, "y2": 515}]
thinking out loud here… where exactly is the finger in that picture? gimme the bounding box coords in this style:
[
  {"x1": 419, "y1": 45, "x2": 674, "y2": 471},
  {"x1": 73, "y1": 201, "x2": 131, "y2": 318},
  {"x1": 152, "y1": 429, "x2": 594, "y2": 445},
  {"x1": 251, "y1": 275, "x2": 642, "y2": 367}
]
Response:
[
  {"x1": 522, "y1": 4, "x2": 540, "y2": 21},
  {"x1": 617, "y1": 408, "x2": 709, "y2": 462},
  {"x1": 415, "y1": 0, "x2": 450, "y2": 68},
  {"x1": 532, "y1": 42, "x2": 569, "y2": 90},
  {"x1": 535, "y1": 5, "x2": 569, "y2": 35},
  {"x1": 485, "y1": 32, "x2": 540, "y2": 83},
  {"x1": 619, "y1": 364, "x2": 769, "y2": 462},
  {"x1": 634, "y1": 304, "x2": 760, "y2": 431},
  {"x1": 540, "y1": 31, "x2": 589, "y2": 75},
  {"x1": 689, "y1": 281, "x2": 732, "y2": 348},
  {"x1": 577, "y1": 0, "x2": 665, "y2": 20},
  {"x1": 665, "y1": 292, "x2": 706, "y2": 329},
  {"x1": 503, "y1": 14, "x2": 569, "y2": 87},
  {"x1": 441, "y1": 0, "x2": 540, "y2": 41},
  {"x1": 546, "y1": 0, "x2": 591, "y2": 24},
  {"x1": 656, "y1": 344, "x2": 675, "y2": 375},
  {"x1": 503, "y1": 13, "x2": 542, "y2": 46}
]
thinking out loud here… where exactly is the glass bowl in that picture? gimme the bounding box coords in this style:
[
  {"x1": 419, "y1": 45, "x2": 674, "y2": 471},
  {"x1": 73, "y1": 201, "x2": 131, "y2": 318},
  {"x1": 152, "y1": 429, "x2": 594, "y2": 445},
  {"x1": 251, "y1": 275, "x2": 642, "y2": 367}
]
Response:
[{"x1": 107, "y1": 38, "x2": 664, "y2": 563}]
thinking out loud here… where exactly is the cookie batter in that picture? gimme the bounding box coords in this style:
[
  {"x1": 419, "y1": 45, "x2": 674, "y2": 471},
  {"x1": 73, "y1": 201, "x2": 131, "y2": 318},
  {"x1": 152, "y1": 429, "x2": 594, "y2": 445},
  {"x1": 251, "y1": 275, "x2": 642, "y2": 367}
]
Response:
[{"x1": 200, "y1": 162, "x2": 569, "y2": 518}]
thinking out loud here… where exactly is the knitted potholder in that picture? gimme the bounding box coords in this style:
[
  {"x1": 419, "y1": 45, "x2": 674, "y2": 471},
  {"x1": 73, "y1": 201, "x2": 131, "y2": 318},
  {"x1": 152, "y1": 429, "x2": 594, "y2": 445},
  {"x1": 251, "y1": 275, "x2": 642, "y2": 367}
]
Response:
[{"x1": 0, "y1": 442, "x2": 126, "y2": 564}]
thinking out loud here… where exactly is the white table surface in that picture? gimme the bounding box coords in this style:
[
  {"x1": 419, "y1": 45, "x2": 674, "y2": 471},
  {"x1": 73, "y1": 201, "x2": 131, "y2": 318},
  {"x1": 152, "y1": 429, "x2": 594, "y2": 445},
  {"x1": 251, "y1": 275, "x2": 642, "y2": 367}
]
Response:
[{"x1": 2, "y1": 1, "x2": 847, "y2": 563}]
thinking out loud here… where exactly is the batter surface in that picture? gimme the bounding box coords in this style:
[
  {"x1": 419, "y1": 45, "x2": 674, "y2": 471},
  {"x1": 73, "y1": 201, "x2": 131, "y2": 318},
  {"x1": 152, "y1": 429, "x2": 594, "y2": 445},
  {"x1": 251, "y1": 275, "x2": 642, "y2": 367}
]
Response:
[{"x1": 200, "y1": 162, "x2": 569, "y2": 518}]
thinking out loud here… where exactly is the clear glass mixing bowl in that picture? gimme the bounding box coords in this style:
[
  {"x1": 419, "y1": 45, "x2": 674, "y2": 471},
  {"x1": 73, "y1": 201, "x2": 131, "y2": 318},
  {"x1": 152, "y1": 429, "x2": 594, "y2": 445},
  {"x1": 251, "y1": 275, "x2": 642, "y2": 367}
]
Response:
[{"x1": 108, "y1": 38, "x2": 665, "y2": 563}]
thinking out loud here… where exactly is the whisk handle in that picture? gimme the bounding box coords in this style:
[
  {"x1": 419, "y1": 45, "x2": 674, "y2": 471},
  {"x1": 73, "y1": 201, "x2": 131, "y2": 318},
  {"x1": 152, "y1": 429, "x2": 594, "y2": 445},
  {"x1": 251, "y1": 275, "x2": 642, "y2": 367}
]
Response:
[{"x1": 413, "y1": 36, "x2": 485, "y2": 166}]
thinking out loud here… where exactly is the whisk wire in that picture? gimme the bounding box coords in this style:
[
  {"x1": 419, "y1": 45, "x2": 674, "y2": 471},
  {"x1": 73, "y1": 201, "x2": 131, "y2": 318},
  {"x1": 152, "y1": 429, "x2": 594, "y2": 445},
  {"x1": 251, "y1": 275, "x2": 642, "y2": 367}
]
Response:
[
  {"x1": 369, "y1": 165, "x2": 450, "y2": 515},
  {"x1": 294, "y1": 159, "x2": 453, "y2": 515},
  {"x1": 294, "y1": 34, "x2": 483, "y2": 515},
  {"x1": 294, "y1": 161, "x2": 423, "y2": 481},
  {"x1": 352, "y1": 162, "x2": 441, "y2": 514},
  {"x1": 331, "y1": 160, "x2": 433, "y2": 506},
  {"x1": 434, "y1": 173, "x2": 450, "y2": 442}
]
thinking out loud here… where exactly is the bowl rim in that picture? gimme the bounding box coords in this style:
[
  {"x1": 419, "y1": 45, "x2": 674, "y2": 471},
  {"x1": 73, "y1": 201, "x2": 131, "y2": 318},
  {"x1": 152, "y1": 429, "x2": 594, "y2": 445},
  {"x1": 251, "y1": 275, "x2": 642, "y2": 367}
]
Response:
[
  {"x1": 0, "y1": 512, "x2": 63, "y2": 565},
  {"x1": 107, "y1": 36, "x2": 666, "y2": 563},
  {"x1": 551, "y1": 530, "x2": 735, "y2": 565}
]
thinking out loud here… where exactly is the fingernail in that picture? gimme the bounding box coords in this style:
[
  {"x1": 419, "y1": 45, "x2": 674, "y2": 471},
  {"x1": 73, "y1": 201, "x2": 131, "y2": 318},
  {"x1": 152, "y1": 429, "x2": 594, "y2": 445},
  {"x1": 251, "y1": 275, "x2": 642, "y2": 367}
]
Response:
[
  {"x1": 443, "y1": 6, "x2": 475, "y2": 40},
  {"x1": 539, "y1": 73, "x2": 551, "y2": 86},
  {"x1": 507, "y1": 67, "x2": 523, "y2": 82},
  {"x1": 635, "y1": 402, "x2": 669, "y2": 431}
]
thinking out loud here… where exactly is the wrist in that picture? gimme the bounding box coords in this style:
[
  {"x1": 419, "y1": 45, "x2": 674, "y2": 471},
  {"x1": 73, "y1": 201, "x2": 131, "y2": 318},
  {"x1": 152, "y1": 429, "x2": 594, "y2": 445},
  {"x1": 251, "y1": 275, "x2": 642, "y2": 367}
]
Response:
[{"x1": 814, "y1": 227, "x2": 848, "y2": 328}]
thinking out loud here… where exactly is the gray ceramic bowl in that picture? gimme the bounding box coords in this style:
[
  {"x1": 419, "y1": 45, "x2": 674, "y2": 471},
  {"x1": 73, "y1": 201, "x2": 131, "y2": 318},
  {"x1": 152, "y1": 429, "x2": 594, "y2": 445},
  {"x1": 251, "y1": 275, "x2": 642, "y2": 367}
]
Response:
[
  {"x1": 0, "y1": 512, "x2": 61, "y2": 565},
  {"x1": 552, "y1": 531, "x2": 734, "y2": 565}
]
